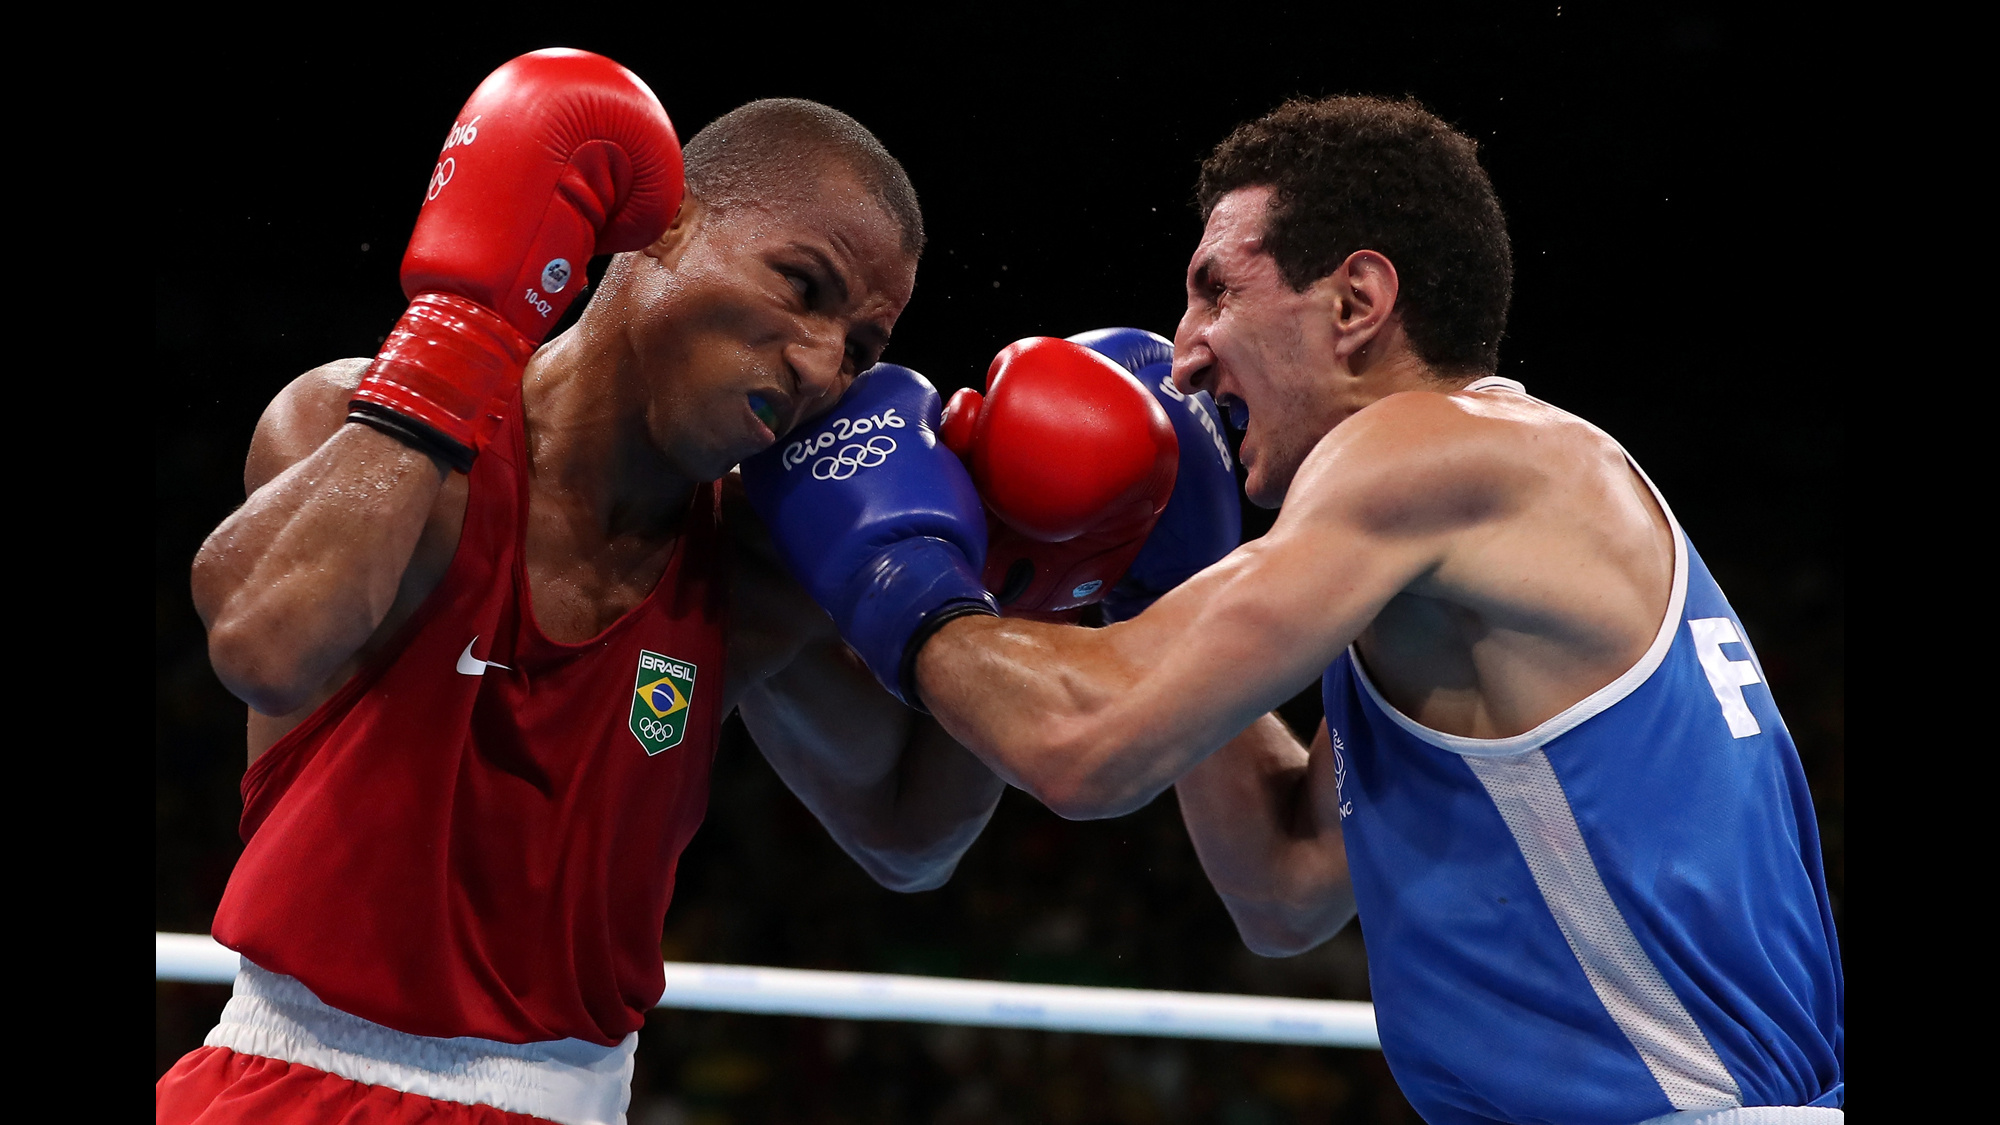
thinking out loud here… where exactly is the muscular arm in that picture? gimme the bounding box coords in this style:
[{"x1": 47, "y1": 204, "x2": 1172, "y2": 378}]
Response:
[
  {"x1": 912, "y1": 393, "x2": 1487, "y2": 820},
  {"x1": 723, "y1": 476, "x2": 1003, "y2": 892},
  {"x1": 191, "y1": 360, "x2": 462, "y2": 721},
  {"x1": 1177, "y1": 716, "x2": 1355, "y2": 956}
]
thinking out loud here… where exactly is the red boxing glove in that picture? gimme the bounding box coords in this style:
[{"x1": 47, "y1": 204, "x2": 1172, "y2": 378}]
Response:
[
  {"x1": 940, "y1": 338, "x2": 1177, "y2": 621},
  {"x1": 350, "y1": 49, "x2": 685, "y2": 471}
]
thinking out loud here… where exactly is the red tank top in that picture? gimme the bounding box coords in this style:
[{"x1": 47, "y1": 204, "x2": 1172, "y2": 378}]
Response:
[{"x1": 213, "y1": 387, "x2": 729, "y2": 1046}]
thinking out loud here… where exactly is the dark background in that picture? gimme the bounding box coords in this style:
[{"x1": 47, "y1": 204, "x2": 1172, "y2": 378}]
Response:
[{"x1": 156, "y1": 10, "x2": 1841, "y2": 1122}]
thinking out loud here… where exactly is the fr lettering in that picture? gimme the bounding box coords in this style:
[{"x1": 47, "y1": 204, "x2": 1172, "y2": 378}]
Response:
[{"x1": 1688, "y1": 616, "x2": 1764, "y2": 738}]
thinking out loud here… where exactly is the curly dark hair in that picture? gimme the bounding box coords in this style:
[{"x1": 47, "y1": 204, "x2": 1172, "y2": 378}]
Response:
[{"x1": 1197, "y1": 96, "x2": 1512, "y2": 374}]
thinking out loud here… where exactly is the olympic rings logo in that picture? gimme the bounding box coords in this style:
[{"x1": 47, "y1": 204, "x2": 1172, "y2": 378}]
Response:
[
  {"x1": 427, "y1": 157, "x2": 456, "y2": 201},
  {"x1": 812, "y1": 436, "x2": 898, "y2": 480}
]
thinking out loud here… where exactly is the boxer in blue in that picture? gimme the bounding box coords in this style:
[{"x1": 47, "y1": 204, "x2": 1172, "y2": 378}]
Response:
[{"x1": 744, "y1": 96, "x2": 1841, "y2": 1123}]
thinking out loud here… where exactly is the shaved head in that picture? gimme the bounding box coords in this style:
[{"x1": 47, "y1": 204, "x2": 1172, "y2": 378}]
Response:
[{"x1": 682, "y1": 98, "x2": 925, "y2": 260}]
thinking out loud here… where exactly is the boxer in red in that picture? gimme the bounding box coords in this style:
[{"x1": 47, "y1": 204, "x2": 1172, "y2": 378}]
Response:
[{"x1": 160, "y1": 51, "x2": 1008, "y2": 1125}]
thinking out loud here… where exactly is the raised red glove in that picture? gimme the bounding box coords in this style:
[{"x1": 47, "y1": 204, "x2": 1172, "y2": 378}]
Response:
[
  {"x1": 349, "y1": 48, "x2": 684, "y2": 471},
  {"x1": 940, "y1": 337, "x2": 1177, "y2": 621}
]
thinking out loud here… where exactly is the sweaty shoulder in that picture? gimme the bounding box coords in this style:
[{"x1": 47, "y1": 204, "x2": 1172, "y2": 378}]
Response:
[
  {"x1": 244, "y1": 358, "x2": 373, "y2": 493},
  {"x1": 1299, "y1": 384, "x2": 1673, "y2": 735},
  {"x1": 1291, "y1": 386, "x2": 1572, "y2": 537}
]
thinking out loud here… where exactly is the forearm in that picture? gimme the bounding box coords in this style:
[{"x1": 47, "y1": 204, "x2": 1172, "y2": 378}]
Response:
[
  {"x1": 862, "y1": 718, "x2": 1006, "y2": 891},
  {"x1": 193, "y1": 423, "x2": 446, "y2": 713},
  {"x1": 913, "y1": 613, "x2": 1174, "y2": 820},
  {"x1": 740, "y1": 655, "x2": 1004, "y2": 892},
  {"x1": 1177, "y1": 716, "x2": 1355, "y2": 955},
  {"x1": 913, "y1": 562, "x2": 1298, "y2": 820}
]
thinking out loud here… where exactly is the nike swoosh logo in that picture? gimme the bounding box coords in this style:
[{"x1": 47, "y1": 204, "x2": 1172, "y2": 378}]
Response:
[{"x1": 456, "y1": 637, "x2": 511, "y2": 676}]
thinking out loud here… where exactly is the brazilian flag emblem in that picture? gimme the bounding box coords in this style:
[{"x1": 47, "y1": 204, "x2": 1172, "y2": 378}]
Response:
[{"x1": 630, "y1": 649, "x2": 698, "y2": 756}]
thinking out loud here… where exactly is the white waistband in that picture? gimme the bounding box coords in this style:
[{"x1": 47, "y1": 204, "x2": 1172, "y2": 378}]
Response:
[
  {"x1": 204, "y1": 959, "x2": 635, "y2": 1125},
  {"x1": 1639, "y1": 1108, "x2": 1841, "y2": 1124}
]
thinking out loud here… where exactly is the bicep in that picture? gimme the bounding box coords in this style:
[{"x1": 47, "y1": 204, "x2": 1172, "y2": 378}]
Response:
[
  {"x1": 1111, "y1": 397, "x2": 1522, "y2": 742},
  {"x1": 1102, "y1": 492, "x2": 1435, "y2": 756}
]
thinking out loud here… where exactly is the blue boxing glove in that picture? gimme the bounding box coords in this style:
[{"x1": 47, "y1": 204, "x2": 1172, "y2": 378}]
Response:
[
  {"x1": 1067, "y1": 328, "x2": 1242, "y2": 623},
  {"x1": 741, "y1": 364, "x2": 999, "y2": 706}
]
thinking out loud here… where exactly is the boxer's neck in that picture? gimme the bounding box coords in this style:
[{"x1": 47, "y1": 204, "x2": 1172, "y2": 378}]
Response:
[
  {"x1": 1316, "y1": 317, "x2": 1472, "y2": 434},
  {"x1": 518, "y1": 326, "x2": 696, "y2": 543}
]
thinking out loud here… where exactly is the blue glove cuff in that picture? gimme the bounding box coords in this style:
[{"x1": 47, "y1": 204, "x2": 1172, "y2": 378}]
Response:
[{"x1": 835, "y1": 536, "x2": 998, "y2": 708}]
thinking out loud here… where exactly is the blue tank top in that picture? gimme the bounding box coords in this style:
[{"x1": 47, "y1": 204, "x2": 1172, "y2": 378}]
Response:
[{"x1": 1322, "y1": 434, "x2": 1842, "y2": 1124}]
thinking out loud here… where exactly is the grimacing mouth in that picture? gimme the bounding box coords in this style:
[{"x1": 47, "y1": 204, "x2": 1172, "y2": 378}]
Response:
[{"x1": 1216, "y1": 392, "x2": 1249, "y2": 431}]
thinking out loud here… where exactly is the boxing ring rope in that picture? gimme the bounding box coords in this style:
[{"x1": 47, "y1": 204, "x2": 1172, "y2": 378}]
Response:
[{"x1": 157, "y1": 932, "x2": 1380, "y2": 1049}]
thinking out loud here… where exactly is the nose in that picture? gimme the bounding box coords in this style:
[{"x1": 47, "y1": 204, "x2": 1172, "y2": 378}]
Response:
[
  {"x1": 785, "y1": 331, "x2": 847, "y2": 402},
  {"x1": 1170, "y1": 312, "x2": 1214, "y2": 397}
]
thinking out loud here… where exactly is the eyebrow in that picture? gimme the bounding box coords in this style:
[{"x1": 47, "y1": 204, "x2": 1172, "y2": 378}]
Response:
[{"x1": 1191, "y1": 256, "x2": 1219, "y2": 292}]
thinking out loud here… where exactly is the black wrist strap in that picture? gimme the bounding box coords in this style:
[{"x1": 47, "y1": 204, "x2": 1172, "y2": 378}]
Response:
[
  {"x1": 347, "y1": 403, "x2": 476, "y2": 474},
  {"x1": 898, "y1": 602, "x2": 999, "y2": 714}
]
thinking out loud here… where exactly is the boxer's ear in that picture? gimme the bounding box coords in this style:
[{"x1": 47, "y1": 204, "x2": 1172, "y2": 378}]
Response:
[
  {"x1": 1316, "y1": 250, "x2": 1400, "y2": 361},
  {"x1": 641, "y1": 194, "x2": 709, "y2": 267}
]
